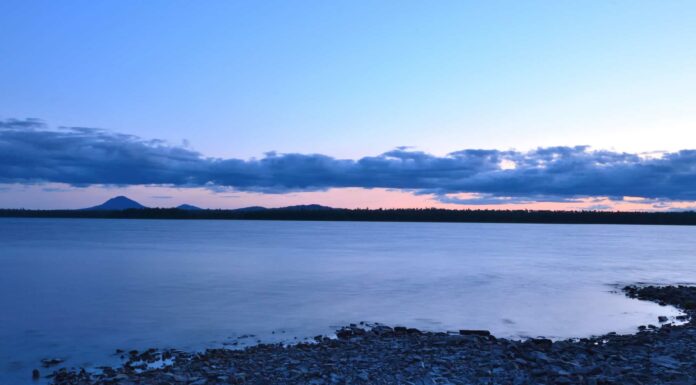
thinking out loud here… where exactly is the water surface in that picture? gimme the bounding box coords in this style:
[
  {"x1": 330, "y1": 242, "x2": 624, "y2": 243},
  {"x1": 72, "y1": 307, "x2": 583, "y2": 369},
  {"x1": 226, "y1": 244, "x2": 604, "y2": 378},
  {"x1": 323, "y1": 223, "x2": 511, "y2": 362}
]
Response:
[{"x1": 1, "y1": 218, "x2": 693, "y2": 384}]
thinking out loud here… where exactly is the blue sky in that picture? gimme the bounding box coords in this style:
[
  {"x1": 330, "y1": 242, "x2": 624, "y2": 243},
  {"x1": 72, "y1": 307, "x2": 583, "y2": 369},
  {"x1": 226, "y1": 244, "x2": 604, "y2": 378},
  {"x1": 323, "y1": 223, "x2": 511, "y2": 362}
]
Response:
[{"x1": 2, "y1": 1, "x2": 696, "y2": 209}]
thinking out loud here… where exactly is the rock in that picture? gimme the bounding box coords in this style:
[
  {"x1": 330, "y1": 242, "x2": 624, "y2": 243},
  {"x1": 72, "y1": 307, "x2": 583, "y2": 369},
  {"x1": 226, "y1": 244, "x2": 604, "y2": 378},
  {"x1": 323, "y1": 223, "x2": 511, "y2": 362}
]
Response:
[
  {"x1": 529, "y1": 350, "x2": 551, "y2": 363},
  {"x1": 650, "y1": 355, "x2": 681, "y2": 369},
  {"x1": 371, "y1": 325, "x2": 393, "y2": 335},
  {"x1": 40, "y1": 358, "x2": 63, "y2": 368},
  {"x1": 336, "y1": 328, "x2": 354, "y2": 339},
  {"x1": 459, "y1": 329, "x2": 491, "y2": 336},
  {"x1": 658, "y1": 316, "x2": 669, "y2": 323},
  {"x1": 525, "y1": 338, "x2": 553, "y2": 350},
  {"x1": 32, "y1": 369, "x2": 40, "y2": 380}
]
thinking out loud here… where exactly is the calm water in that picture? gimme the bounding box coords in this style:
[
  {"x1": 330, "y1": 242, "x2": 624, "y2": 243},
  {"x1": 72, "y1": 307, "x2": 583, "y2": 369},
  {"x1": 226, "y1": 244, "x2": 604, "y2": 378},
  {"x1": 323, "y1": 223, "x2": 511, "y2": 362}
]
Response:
[{"x1": 1, "y1": 218, "x2": 694, "y2": 384}]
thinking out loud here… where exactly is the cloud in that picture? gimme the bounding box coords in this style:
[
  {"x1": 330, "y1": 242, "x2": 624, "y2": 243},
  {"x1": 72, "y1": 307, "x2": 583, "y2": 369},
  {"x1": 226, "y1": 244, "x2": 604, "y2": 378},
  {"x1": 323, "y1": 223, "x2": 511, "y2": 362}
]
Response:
[
  {"x1": 42, "y1": 187, "x2": 74, "y2": 193},
  {"x1": 581, "y1": 204, "x2": 614, "y2": 211},
  {"x1": 2, "y1": 118, "x2": 696, "y2": 204},
  {"x1": 434, "y1": 193, "x2": 583, "y2": 206},
  {"x1": 0, "y1": 118, "x2": 45, "y2": 129}
]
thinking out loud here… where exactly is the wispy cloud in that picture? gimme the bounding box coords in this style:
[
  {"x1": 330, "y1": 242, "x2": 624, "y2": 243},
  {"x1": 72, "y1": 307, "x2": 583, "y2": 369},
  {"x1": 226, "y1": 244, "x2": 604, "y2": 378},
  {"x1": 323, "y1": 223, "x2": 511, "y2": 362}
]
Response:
[{"x1": 2, "y1": 118, "x2": 696, "y2": 205}]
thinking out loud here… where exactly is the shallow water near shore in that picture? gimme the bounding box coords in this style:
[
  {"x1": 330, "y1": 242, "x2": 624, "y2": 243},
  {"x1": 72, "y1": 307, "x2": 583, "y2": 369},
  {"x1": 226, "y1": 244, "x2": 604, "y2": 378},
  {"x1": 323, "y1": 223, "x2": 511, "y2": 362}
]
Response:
[{"x1": 0, "y1": 218, "x2": 693, "y2": 384}]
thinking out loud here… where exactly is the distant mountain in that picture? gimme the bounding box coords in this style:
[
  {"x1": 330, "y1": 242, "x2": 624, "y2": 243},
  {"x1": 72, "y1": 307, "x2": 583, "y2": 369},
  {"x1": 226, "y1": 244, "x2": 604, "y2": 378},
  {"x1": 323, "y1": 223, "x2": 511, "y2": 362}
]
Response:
[
  {"x1": 231, "y1": 204, "x2": 335, "y2": 212},
  {"x1": 176, "y1": 204, "x2": 203, "y2": 210},
  {"x1": 79, "y1": 199, "x2": 335, "y2": 212},
  {"x1": 232, "y1": 206, "x2": 269, "y2": 212},
  {"x1": 279, "y1": 204, "x2": 334, "y2": 211},
  {"x1": 83, "y1": 196, "x2": 147, "y2": 211}
]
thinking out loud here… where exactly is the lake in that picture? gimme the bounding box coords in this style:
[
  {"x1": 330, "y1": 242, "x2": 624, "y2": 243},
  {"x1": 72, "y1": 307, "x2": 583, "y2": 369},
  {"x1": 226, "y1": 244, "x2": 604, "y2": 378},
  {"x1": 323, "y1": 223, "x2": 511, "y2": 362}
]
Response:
[{"x1": 1, "y1": 218, "x2": 693, "y2": 384}]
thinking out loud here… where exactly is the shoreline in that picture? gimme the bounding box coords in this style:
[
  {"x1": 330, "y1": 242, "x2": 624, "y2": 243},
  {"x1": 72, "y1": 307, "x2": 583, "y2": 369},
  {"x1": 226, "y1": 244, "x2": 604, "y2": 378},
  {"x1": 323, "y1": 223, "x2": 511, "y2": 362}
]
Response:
[
  {"x1": 46, "y1": 285, "x2": 696, "y2": 384},
  {"x1": 6, "y1": 209, "x2": 696, "y2": 227}
]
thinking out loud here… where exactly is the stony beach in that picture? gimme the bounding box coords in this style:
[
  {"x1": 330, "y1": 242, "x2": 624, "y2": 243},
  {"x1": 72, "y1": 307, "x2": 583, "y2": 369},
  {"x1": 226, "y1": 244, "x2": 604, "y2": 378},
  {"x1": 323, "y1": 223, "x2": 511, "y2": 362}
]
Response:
[{"x1": 46, "y1": 285, "x2": 696, "y2": 385}]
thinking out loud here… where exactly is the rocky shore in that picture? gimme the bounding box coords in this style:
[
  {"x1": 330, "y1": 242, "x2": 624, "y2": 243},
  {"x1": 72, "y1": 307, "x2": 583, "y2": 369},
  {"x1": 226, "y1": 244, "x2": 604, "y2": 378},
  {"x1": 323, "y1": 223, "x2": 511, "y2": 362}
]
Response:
[{"x1": 47, "y1": 285, "x2": 696, "y2": 385}]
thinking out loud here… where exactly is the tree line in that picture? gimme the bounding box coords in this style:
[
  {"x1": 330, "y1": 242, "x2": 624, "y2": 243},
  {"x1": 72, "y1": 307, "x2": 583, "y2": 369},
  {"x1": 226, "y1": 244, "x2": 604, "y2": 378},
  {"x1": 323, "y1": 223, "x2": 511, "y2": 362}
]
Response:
[{"x1": 2, "y1": 207, "x2": 696, "y2": 225}]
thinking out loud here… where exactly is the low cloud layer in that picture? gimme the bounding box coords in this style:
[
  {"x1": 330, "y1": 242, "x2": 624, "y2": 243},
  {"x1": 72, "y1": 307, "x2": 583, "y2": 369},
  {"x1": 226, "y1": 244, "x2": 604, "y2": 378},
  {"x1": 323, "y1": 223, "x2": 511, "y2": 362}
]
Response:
[{"x1": 2, "y1": 118, "x2": 695, "y2": 204}]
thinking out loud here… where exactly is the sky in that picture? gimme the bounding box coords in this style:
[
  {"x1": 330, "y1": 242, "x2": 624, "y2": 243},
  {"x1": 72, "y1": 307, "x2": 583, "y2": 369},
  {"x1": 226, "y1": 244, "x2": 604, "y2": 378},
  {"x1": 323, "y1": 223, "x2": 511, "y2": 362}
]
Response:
[{"x1": 1, "y1": 1, "x2": 696, "y2": 210}]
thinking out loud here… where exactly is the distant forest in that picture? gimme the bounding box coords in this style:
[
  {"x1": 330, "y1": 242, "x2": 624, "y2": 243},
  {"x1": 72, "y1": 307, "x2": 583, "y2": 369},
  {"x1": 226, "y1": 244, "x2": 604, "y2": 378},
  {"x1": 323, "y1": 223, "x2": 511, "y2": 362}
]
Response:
[{"x1": 2, "y1": 207, "x2": 696, "y2": 225}]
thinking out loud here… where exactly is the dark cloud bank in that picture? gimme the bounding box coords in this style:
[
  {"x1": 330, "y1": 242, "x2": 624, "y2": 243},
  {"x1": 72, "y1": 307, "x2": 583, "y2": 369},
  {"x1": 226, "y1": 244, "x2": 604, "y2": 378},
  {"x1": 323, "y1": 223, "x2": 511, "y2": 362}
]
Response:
[{"x1": 1, "y1": 118, "x2": 695, "y2": 204}]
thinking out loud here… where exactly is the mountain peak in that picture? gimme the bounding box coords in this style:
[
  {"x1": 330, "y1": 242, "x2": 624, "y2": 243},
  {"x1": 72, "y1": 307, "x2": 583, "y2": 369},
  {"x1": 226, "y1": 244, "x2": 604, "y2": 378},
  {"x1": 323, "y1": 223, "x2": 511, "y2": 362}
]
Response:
[
  {"x1": 280, "y1": 204, "x2": 334, "y2": 211},
  {"x1": 83, "y1": 196, "x2": 147, "y2": 211},
  {"x1": 176, "y1": 204, "x2": 203, "y2": 210}
]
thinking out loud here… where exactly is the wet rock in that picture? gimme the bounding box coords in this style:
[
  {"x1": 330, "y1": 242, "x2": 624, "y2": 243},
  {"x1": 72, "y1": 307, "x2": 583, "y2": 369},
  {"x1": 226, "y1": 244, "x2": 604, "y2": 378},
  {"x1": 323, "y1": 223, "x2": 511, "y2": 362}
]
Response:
[
  {"x1": 371, "y1": 325, "x2": 393, "y2": 335},
  {"x1": 650, "y1": 355, "x2": 681, "y2": 369},
  {"x1": 525, "y1": 338, "x2": 553, "y2": 350},
  {"x1": 459, "y1": 329, "x2": 491, "y2": 336},
  {"x1": 335, "y1": 328, "x2": 353, "y2": 339},
  {"x1": 32, "y1": 368, "x2": 40, "y2": 380},
  {"x1": 41, "y1": 358, "x2": 64, "y2": 368}
]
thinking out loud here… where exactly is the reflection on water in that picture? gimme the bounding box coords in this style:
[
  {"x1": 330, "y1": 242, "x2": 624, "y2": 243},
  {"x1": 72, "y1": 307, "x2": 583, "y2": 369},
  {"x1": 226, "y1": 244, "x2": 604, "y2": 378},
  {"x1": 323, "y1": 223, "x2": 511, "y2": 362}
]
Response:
[{"x1": 0, "y1": 218, "x2": 693, "y2": 384}]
